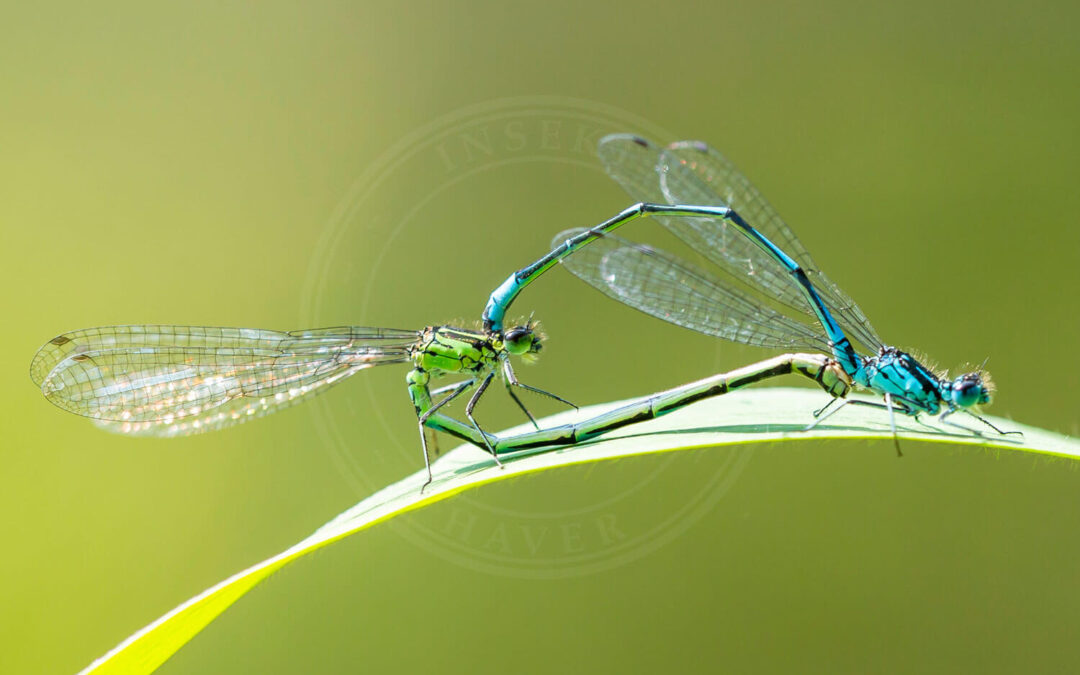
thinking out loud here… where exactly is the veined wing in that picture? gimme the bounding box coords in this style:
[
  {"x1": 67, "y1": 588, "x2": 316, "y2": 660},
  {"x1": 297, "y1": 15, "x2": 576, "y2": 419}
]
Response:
[
  {"x1": 31, "y1": 325, "x2": 418, "y2": 436},
  {"x1": 553, "y1": 228, "x2": 829, "y2": 352},
  {"x1": 597, "y1": 134, "x2": 882, "y2": 353}
]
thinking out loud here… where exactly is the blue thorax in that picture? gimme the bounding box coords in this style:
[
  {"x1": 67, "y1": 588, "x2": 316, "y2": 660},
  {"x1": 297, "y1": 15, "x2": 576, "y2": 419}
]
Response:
[{"x1": 856, "y1": 346, "x2": 946, "y2": 414}]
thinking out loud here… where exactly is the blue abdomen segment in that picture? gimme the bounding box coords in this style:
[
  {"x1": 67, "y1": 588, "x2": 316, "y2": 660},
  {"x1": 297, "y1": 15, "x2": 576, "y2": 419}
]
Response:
[
  {"x1": 483, "y1": 276, "x2": 521, "y2": 333},
  {"x1": 485, "y1": 201, "x2": 859, "y2": 379},
  {"x1": 722, "y1": 209, "x2": 861, "y2": 374},
  {"x1": 483, "y1": 203, "x2": 663, "y2": 332}
]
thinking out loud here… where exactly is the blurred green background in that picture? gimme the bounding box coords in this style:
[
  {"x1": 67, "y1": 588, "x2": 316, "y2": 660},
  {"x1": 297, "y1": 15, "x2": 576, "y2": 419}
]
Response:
[{"x1": 3, "y1": 1, "x2": 1080, "y2": 673}]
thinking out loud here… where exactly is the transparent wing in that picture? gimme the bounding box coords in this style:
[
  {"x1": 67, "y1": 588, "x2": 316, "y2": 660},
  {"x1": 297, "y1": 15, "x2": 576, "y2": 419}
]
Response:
[
  {"x1": 597, "y1": 134, "x2": 882, "y2": 353},
  {"x1": 90, "y1": 364, "x2": 360, "y2": 438},
  {"x1": 553, "y1": 228, "x2": 830, "y2": 351},
  {"x1": 31, "y1": 325, "x2": 418, "y2": 436}
]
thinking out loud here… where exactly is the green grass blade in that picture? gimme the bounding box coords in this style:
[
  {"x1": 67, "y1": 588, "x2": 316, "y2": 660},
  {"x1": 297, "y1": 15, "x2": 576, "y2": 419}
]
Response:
[{"x1": 76, "y1": 388, "x2": 1079, "y2": 674}]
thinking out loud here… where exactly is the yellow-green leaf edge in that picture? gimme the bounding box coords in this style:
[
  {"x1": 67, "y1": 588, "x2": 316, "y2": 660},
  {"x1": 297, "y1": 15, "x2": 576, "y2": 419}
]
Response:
[{"x1": 77, "y1": 388, "x2": 1079, "y2": 675}]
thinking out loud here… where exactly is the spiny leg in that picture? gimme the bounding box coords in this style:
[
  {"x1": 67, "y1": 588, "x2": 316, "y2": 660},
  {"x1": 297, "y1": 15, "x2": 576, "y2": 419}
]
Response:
[
  {"x1": 911, "y1": 412, "x2": 940, "y2": 432},
  {"x1": 939, "y1": 408, "x2": 1024, "y2": 438},
  {"x1": 806, "y1": 396, "x2": 908, "y2": 457},
  {"x1": 936, "y1": 408, "x2": 974, "y2": 435},
  {"x1": 504, "y1": 380, "x2": 540, "y2": 430},
  {"x1": 430, "y1": 381, "x2": 470, "y2": 397},
  {"x1": 513, "y1": 382, "x2": 577, "y2": 410},
  {"x1": 963, "y1": 409, "x2": 1023, "y2": 437},
  {"x1": 883, "y1": 393, "x2": 902, "y2": 458},
  {"x1": 805, "y1": 398, "x2": 852, "y2": 429},
  {"x1": 812, "y1": 396, "x2": 841, "y2": 419},
  {"x1": 422, "y1": 426, "x2": 441, "y2": 461},
  {"x1": 417, "y1": 379, "x2": 475, "y2": 491},
  {"x1": 501, "y1": 357, "x2": 578, "y2": 410},
  {"x1": 422, "y1": 381, "x2": 478, "y2": 458},
  {"x1": 465, "y1": 372, "x2": 503, "y2": 468}
]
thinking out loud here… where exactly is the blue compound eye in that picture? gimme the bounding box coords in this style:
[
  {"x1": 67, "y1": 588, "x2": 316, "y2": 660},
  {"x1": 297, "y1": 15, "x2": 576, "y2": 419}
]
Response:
[{"x1": 952, "y1": 375, "x2": 988, "y2": 408}]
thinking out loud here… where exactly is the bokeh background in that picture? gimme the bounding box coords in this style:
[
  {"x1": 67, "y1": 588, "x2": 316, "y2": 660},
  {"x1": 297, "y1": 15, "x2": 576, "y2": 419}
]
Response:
[{"x1": 3, "y1": 1, "x2": 1080, "y2": 673}]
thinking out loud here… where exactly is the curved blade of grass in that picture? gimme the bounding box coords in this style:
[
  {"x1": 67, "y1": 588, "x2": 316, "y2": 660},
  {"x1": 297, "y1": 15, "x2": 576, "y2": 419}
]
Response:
[{"x1": 77, "y1": 387, "x2": 1078, "y2": 675}]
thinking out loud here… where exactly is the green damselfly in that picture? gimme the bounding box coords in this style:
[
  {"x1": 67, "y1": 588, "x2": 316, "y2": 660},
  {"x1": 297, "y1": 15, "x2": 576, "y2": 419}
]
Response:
[{"x1": 31, "y1": 320, "x2": 847, "y2": 487}]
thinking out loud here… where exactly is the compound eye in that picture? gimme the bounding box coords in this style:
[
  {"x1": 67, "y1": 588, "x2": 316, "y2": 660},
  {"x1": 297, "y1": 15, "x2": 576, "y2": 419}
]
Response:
[
  {"x1": 952, "y1": 375, "x2": 987, "y2": 408},
  {"x1": 504, "y1": 327, "x2": 533, "y2": 355}
]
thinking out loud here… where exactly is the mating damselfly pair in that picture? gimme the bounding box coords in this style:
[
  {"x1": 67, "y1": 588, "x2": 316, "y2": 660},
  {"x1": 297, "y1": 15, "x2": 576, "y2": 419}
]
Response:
[{"x1": 31, "y1": 134, "x2": 1017, "y2": 487}]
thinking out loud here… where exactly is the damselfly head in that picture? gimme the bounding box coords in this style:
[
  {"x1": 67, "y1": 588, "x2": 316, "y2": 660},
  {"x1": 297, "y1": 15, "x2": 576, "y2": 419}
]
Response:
[
  {"x1": 503, "y1": 323, "x2": 543, "y2": 361},
  {"x1": 948, "y1": 371, "x2": 993, "y2": 408}
]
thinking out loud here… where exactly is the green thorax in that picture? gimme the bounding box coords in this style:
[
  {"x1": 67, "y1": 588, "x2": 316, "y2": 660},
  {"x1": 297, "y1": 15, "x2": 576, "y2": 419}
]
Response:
[{"x1": 411, "y1": 326, "x2": 502, "y2": 376}]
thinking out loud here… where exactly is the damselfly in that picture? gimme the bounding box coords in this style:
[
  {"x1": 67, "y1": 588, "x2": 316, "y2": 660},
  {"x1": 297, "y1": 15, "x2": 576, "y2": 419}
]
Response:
[{"x1": 484, "y1": 134, "x2": 1018, "y2": 448}]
